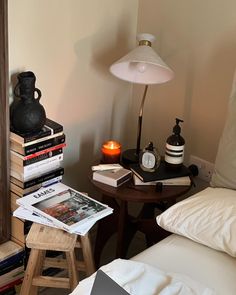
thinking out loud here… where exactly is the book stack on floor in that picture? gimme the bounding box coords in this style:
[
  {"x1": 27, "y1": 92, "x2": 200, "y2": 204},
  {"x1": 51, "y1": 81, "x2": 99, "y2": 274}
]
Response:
[
  {"x1": 10, "y1": 118, "x2": 65, "y2": 247},
  {"x1": 130, "y1": 161, "x2": 192, "y2": 186},
  {"x1": 0, "y1": 241, "x2": 25, "y2": 295}
]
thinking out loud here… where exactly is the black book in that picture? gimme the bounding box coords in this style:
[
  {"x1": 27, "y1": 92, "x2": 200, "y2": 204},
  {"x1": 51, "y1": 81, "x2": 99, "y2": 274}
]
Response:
[
  {"x1": 0, "y1": 259, "x2": 24, "y2": 276},
  {"x1": 130, "y1": 161, "x2": 190, "y2": 183},
  {"x1": 11, "y1": 147, "x2": 63, "y2": 167},
  {"x1": 45, "y1": 118, "x2": 63, "y2": 134},
  {"x1": 10, "y1": 167, "x2": 64, "y2": 189},
  {"x1": 0, "y1": 251, "x2": 25, "y2": 270},
  {"x1": 11, "y1": 134, "x2": 65, "y2": 156},
  {"x1": 10, "y1": 118, "x2": 63, "y2": 144}
]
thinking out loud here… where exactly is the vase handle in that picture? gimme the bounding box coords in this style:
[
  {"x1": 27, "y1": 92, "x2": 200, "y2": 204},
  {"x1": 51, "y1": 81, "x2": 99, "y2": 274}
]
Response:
[
  {"x1": 13, "y1": 83, "x2": 21, "y2": 98},
  {"x1": 34, "y1": 88, "x2": 42, "y2": 100}
]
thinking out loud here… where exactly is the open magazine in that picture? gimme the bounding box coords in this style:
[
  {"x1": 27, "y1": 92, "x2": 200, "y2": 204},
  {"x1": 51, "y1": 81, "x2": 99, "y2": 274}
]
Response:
[{"x1": 16, "y1": 182, "x2": 113, "y2": 234}]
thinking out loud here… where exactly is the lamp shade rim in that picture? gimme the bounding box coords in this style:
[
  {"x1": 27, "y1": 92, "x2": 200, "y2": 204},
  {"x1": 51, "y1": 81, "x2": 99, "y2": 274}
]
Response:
[
  {"x1": 110, "y1": 44, "x2": 174, "y2": 85},
  {"x1": 110, "y1": 66, "x2": 174, "y2": 84}
]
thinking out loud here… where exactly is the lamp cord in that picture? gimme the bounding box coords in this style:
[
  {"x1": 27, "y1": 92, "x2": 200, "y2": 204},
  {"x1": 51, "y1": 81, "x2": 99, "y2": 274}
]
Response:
[{"x1": 136, "y1": 85, "x2": 149, "y2": 156}]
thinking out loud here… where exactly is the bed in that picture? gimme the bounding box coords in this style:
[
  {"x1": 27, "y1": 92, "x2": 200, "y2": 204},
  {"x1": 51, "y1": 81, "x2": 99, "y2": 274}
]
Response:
[
  {"x1": 70, "y1": 71, "x2": 236, "y2": 294},
  {"x1": 70, "y1": 187, "x2": 236, "y2": 294}
]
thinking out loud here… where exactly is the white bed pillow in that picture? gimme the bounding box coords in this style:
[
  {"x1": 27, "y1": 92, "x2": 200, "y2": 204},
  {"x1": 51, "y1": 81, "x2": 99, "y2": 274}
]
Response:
[
  {"x1": 156, "y1": 187, "x2": 236, "y2": 257},
  {"x1": 210, "y1": 70, "x2": 236, "y2": 189}
]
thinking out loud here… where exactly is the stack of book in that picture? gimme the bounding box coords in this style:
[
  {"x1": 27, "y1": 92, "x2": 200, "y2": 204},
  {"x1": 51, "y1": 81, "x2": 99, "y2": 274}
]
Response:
[
  {"x1": 10, "y1": 118, "x2": 66, "y2": 247},
  {"x1": 14, "y1": 182, "x2": 113, "y2": 236},
  {"x1": 130, "y1": 161, "x2": 191, "y2": 186},
  {"x1": 0, "y1": 241, "x2": 25, "y2": 295}
]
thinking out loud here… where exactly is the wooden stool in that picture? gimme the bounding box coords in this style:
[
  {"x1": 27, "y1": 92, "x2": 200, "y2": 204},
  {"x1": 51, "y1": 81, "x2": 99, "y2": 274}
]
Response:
[{"x1": 20, "y1": 223, "x2": 95, "y2": 295}]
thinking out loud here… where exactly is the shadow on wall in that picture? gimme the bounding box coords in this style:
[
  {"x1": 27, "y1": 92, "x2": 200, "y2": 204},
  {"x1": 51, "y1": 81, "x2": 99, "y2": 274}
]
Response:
[
  {"x1": 89, "y1": 21, "x2": 136, "y2": 149},
  {"x1": 55, "y1": 19, "x2": 137, "y2": 193},
  {"x1": 63, "y1": 130, "x2": 97, "y2": 194}
]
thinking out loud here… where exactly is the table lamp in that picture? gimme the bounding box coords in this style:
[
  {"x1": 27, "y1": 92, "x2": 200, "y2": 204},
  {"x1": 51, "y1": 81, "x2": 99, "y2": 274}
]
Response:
[{"x1": 110, "y1": 33, "x2": 174, "y2": 164}]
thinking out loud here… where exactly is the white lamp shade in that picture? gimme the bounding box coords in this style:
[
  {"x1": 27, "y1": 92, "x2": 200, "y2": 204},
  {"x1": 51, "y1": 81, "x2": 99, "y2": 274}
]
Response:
[{"x1": 110, "y1": 40, "x2": 174, "y2": 85}]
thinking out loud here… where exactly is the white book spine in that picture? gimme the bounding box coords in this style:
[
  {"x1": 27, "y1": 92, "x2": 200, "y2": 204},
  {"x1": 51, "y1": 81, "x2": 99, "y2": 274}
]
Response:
[
  {"x1": 93, "y1": 173, "x2": 117, "y2": 186},
  {"x1": 41, "y1": 175, "x2": 63, "y2": 187},
  {"x1": 11, "y1": 161, "x2": 62, "y2": 181},
  {"x1": 12, "y1": 154, "x2": 63, "y2": 173}
]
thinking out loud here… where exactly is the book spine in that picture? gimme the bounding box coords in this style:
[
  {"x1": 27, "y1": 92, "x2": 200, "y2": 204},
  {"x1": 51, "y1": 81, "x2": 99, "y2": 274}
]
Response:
[
  {"x1": 10, "y1": 119, "x2": 63, "y2": 144},
  {"x1": 0, "y1": 278, "x2": 23, "y2": 293},
  {"x1": 10, "y1": 176, "x2": 63, "y2": 197},
  {"x1": 12, "y1": 154, "x2": 63, "y2": 173},
  {"x1": 24, "y1": 147, "x2": 63, "y2": 166},
  {"x1": 22, "y1": 131, "x2": 64, "y2": 147},
  {"x1": 10, "y1": 126, "x2": 51, "y2": 144},
  {"x1": 23, "y1": 134, "x2": 65, "y2": 155},
  {"x1": 130, "y1": 168, "x2": 144, "y2": 181},
  {"x1": 23, "y1": 143, "x2": 66, "y2": 160},
  {"x1": 11, "y1": 161, "x2": 62, "y2": 182},
  {"x1": 0, "y1": 252, "x2": 25, "y2": 270},
  {"x1": 23, "y1": 127, "x2": 51, "y2": 143},
  {"x1": 45, "y1": 118, "x2": 63, "y2": 134},
  {"x1": 22, "y1": 167, "x2": 64, "y2": 189},
  {"x1": 41, "y1": 175, "x2": 62, "y2": 187},
  {"x1": 11, "y1": 148, "x2": 63, "y2": 167},
  {"x1": 0, "y1": 259, "x2": 24, "y2": 276},
  {"x1": 0, "y1": 266, "x2": 24, "y2": 288},
  {"x1": 23, "y1": 118, "x2": 63, "y2": 143}
]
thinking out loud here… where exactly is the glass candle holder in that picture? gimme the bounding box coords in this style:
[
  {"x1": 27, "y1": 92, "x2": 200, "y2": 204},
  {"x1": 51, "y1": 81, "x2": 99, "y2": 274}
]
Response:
[{"x1": 101, "y1": 140, "x2": 121, "y2": 164}]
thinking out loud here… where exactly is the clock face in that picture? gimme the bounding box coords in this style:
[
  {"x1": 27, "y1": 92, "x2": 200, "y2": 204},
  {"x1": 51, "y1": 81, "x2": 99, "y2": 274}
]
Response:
[{"x1": 141, "y1": 151, "x2": 156, "y2": 169}]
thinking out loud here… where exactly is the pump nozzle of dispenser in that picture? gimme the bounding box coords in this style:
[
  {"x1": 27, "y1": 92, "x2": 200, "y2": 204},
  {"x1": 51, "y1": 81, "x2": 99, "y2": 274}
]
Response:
[{"x1": 173, "y1": 118, "x2": 184, "y2": 135}]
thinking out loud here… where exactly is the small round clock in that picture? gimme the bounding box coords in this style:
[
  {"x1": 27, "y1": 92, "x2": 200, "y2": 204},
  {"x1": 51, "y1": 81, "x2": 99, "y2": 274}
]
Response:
[{"x1": 139, "y1": 142, "x2": 161, "y2": 172}]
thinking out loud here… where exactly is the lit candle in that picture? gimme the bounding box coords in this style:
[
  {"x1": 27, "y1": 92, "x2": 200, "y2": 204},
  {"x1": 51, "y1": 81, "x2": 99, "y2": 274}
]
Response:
[{"x1": 101, "y1": 140, "x2": 121, "y2": 164}]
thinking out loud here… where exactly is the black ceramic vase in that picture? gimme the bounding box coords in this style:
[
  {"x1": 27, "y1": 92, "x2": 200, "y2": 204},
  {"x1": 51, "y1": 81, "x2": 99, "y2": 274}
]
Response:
[{"x1": 11, "y1": 71, "x2": 46, "y2": 134}]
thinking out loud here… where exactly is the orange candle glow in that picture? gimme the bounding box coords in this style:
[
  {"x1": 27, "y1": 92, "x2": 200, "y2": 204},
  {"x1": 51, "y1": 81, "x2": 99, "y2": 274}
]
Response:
[{"x1": 101, "y1": 140, "x2": 121, "y2": 164}]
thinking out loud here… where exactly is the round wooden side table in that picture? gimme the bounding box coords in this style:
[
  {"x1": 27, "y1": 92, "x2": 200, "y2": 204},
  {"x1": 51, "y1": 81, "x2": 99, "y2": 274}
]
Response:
[{"x1": 89, "y1": 172, "x2": 192, "y2": 267}]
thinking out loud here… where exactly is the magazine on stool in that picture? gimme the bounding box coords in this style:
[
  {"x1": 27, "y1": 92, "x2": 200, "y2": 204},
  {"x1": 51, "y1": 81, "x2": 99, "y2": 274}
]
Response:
[{"x1": 16, "y1": 182, "x2": 113, "y2": 234}]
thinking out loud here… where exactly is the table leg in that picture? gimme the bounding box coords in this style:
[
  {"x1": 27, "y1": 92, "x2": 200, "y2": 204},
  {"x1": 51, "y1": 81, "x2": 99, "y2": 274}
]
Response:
[
  {"x1": 116, "y1": 200, "x2": 128, "y2": 258},
  {"x1": 94, "y1": 196, "x2": 120, "y2": 268},
  {"x1": 136, "y1": 203, "x2": 171, "y2": 246}
]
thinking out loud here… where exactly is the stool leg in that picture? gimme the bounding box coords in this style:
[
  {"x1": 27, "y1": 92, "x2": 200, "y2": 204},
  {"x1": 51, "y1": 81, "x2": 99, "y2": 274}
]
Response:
[
  {"x1": 81, "y1": 234, "x2": 95, "y2": 275},
  {"x1": 66, "y1": 250, "x2": 79, "y2": 291},
  {"x1": 20, "y1": 249, "x2": 45, "y2": 295}
]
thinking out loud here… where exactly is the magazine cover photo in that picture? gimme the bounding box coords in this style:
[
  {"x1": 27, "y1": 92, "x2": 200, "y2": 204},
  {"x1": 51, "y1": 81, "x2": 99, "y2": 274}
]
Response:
[{"x1": 33, "y1": 188, "x2": 106, "y2": 226}]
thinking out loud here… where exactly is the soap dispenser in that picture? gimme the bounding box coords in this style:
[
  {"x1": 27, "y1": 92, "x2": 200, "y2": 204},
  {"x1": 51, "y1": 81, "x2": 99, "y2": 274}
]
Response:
[{"x1": 165, "y1": 118, "x2": 185, "y2": 169}]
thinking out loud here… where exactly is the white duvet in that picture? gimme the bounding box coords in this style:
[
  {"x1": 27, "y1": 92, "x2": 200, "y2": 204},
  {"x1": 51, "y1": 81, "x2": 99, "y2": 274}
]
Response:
[{"x1": 70, "y1": 259, "x2": 215, "y2": 295}]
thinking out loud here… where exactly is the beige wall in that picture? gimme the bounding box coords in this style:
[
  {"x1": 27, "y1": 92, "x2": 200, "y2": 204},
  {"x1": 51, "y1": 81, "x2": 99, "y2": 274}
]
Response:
[
  {"x1": 136, "y1": 0, "x2": 236, "y2": 163},
  {"x1": 8, "y1": 0, "x2": 138, "y2": 192},
  {"x1": 8, "y1": 0, "x2": 236, "y2": 192}
]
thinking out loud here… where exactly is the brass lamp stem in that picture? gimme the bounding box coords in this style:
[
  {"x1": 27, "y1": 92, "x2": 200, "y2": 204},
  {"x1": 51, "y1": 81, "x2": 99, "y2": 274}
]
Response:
[{"x1": 136, "y1": 84, "x2": 149, "y2": 156}]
